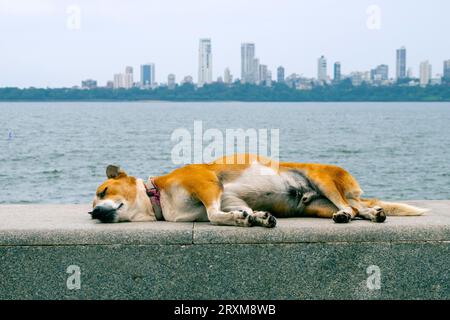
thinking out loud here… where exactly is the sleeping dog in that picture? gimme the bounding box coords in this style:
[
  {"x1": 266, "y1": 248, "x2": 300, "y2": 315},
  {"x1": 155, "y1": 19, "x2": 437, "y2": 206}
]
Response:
[{"x1": 90, "y1": 153, "x2": 427, "y2": 227}]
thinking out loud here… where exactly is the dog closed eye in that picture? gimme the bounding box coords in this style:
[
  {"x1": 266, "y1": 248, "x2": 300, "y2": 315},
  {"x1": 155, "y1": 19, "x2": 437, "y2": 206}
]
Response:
[{"x1": 97, "y1": 187, "x2": 108, "y2": 199}]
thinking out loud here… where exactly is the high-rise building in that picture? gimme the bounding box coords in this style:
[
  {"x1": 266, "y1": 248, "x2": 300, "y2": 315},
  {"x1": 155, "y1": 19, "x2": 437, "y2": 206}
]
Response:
[
  {"x1": 419, "y1": 60, "x2": 432, "y2": 87},
  {"x1": 334, "y1": 62, "x2": 341, "y2": 82},
  {"x1": 241, "y1": 43, "x2": 257, "y2": 84},
  {"x1": 124, "y1": 66, "x2": 134, "y2": 89},
  {"x1": 371, "y1": 64, "x2": 389, "y2": 81},
  {"x1": 277, "y1": 66, "x2": 285, "y2": 83},
  {"x1": 113, "y1": 73, "x2": 124, "y2": 89},
  {"x1": 224, "y1": 68, "x2": 233, "y2": 84},
  {"x1": 198, "y1": 38, "x2": 212, "y2": 86},
  {"x1": 167, "y1": 74, "x2": 176, "y2": 89},
  {"x1": 396, "y1": 47, "x2": 407, "y2": 79},
  {"x1": 444, "y1": 60, "x2": 450, "y2": 82},
  {"x1": 140, "y1": 63, "x2": 155, "y2": 88},
  {"x1": 266, "y1": 70, "x2": 272, "y2": 87},
  {"x1": 350, "y1": 71, "x2": 371, "y2": 86},
  {"x1": 258, "y1": 64, "x2": 267, "y2": 85},
  {"x1": 253, "y1": 58, "x2": 260, "y2": 84},
  {"x1": 113, "y1": 67, "x2": 135, "y2": 89},
  {"x1": 317, "y1": 56, "x2": 327, "y2": 82}
]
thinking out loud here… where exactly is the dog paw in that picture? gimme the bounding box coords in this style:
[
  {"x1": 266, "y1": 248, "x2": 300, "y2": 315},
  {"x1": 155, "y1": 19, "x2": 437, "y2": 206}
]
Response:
[
  {"x1": 333, "y1": 210, "x2": 352, "y2": 224},
  {"x1": 252, "y1": 211, "x2": 277, "y2": 228},
  {"x1": 266, "y1": 215, "x2": 277, "y2": 228},
  {"x1": 371, "y1": 206, "x2": 386, "y2": 223},
  {"x1": 233, "y1": 210, "x2": 255, "y2": 227}
]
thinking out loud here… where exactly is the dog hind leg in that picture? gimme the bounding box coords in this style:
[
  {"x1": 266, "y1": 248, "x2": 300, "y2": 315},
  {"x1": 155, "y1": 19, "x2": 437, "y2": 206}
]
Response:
[{"x1": 347, "y1": 197, "x2": 386, "y2": 223}]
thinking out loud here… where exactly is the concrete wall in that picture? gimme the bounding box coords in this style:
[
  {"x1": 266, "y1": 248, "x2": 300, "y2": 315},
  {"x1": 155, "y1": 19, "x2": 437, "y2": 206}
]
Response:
[{"x1": 0, "y1": 201, "x2": 449, "y2": 300}]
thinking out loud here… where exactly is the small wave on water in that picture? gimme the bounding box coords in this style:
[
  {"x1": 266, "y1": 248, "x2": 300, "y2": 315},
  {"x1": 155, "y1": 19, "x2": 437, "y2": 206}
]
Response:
[
  {"x1": 49, "y1": 153, "x2": 65, "y2": 159},
  {"x1": 333, "y1": 149, "x2": 363, "y2": 155},
  {"x1": 9, "y1": 155, "x2": 38, "y2": 162},
  {"x1": 41, "y1": 169, "x2": 63, "y2": 175},
  {"x1": 0, "y1": 200, "x2": 34, "y2": 205}
]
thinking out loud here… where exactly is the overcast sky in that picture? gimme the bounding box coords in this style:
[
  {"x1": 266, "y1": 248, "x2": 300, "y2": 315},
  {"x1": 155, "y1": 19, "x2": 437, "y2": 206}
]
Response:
[{"x1": 1, "y1": 0, "x2": 449, "y2": 87}]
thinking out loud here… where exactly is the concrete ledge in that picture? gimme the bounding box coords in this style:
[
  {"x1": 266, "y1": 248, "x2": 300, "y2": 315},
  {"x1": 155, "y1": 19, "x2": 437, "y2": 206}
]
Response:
[{"x1": 0, "y1": 201, "x2": 449, "y2": 299}]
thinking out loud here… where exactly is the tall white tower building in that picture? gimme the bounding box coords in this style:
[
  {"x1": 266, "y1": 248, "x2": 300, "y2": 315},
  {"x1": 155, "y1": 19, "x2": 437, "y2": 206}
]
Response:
[
  {"x1": 241, "y1": 43, "x2": 257, "y2": 84},
  {"x1": 317, "y1": 56, "x2": 327, "y2": 82},
  {"x1": 198, "y1": 38, "x2": 212, "y2": 86},
  {"x1": 124, "y1": 66, "x2": 134, "y2": 89},
  {"x1": 258, "y1": 64, "x2": 268, "y2": 85},
  {"x1": 113, "y1": 74, "x2": 124, "y2": 89},
  {"x1": 420, "y1": 61, "x2": 432, "y2": 87}
]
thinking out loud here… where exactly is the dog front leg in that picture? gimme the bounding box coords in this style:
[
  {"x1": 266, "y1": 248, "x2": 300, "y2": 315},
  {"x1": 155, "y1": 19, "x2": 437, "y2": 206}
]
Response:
[
  {"x1": 206, "y1": 202, "x2": 255, "y2": 227},
  {"x1": 221, "y1": 194, "x2": 277, "y2": 228}
]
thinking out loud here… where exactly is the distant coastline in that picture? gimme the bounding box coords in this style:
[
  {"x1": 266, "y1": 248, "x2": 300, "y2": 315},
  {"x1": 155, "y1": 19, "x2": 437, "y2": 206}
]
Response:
[{"x1": 1, "y1": 82, "x2": 449, "y2": 102}]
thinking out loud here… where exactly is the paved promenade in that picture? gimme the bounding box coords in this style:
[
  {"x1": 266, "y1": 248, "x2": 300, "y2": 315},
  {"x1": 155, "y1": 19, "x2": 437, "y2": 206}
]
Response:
[{"x1": 0, "y1": 201, "x2": 448, "y2": 299}]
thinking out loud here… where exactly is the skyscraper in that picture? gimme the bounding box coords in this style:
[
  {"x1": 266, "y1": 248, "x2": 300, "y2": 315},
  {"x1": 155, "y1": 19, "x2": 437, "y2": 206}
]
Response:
[
  {"x1": 113, "y1": 73, "x2": 124, "y2": 89},
  {"x1": 396, "y1": 47, "x2": 407, "y2": 79},
  {"x1": 277, "y1": 66, "x2": 285, "y2": 83},
  {"x1": 258, "y1": 64, "x2": 268, "y2": 85},
  {"x1": 253, "y1": 58, "x2": 260, "y2": 83},
  {"x1": 124, "y1": 66, "x2": 134, "y2": 89},
  {"x1": 198, "y1": 38, "x2": 212, "y2": 86},
  {"x1": 266, "y1": 70, "x2": 272, "y2": 87},
  {"x1": 241, "y1": 43, "x2": 257, "y2": 84},
  {"x1": 140, "y1": 63, "x2": 155, "y2": 88},
  {"x1": 444, "y1": 60, "x2": 450, "y2": 82},
  {"x1": 317, "y1": 56, "x2": 327, "y2": 82},
  {"x1": 419, "y1": 60, "x2": 432, "y2": 87},
  {"x1": 334, "y1": 62, "x2": 341, "y2": 82}
]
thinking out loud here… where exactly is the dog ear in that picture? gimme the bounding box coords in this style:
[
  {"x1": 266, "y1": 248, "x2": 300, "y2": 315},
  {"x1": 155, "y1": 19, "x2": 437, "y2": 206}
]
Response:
[{"x1": 106, "y1": 165, "x2": 127, "y2": 179}]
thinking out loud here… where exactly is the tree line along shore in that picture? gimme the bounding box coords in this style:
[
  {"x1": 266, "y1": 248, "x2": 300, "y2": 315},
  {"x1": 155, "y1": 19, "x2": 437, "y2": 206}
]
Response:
[{"x1": 1, "y1": 82, "x2": 449, "y2": 102}]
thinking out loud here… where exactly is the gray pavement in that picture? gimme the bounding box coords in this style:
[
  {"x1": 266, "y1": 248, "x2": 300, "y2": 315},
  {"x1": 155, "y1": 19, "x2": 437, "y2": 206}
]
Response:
[{"x1": 0, "y1": 201, "x2": 449, "y2": 299}]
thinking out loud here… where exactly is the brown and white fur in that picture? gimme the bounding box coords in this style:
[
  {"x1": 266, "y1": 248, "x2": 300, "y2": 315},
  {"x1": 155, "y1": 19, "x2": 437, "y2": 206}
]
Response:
[{"x1": 91, "y1": 153, "x2": 428, "y2": 227}]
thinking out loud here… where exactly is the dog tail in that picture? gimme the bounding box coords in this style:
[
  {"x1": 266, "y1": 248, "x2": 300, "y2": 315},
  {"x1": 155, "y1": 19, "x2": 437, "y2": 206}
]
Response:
[{"x1": 361, "y1": 198, "x2": 429, "y2": 216}]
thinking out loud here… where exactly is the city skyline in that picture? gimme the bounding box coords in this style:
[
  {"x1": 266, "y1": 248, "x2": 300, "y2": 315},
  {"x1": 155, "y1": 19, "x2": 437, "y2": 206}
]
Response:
[
  {"x1": 7, "y1": 39, "x2": 450, "y2": 89},
  {"x1": 1, "y1": 1, "x2": 450, "y2": 88},
  {"x1": 3, "y1": 32, "x2": 450, "y2": 89},
  {"x1": 87, "y1": 42, "x2": 449, "y2": 89},
  {"x1": 18, "y1": 40, "x2": 450, "y2": 89}
]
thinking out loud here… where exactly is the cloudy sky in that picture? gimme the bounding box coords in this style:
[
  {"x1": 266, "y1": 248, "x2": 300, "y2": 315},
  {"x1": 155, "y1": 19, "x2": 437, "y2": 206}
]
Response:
[{"x1": 1, "y1": 0, "x2": 449, "y2": 87}]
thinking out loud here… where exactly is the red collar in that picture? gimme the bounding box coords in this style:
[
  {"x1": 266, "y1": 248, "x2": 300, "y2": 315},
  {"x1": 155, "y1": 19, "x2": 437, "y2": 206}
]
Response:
[{"x1": 144, "y1": 178, "x2": 164, "y2": 221}]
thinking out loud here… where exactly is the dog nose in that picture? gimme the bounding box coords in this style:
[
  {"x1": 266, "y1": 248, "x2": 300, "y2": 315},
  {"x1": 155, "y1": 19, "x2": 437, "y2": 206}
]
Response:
[{"x1": 91, "y1": 205, "x2": 118, "y2": 223}]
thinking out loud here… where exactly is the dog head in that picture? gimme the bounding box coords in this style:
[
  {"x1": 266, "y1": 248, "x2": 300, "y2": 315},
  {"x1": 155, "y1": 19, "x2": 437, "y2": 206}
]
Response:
[{"x1": 90, "y1": 165, "x2": 155, "y2": 223}]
